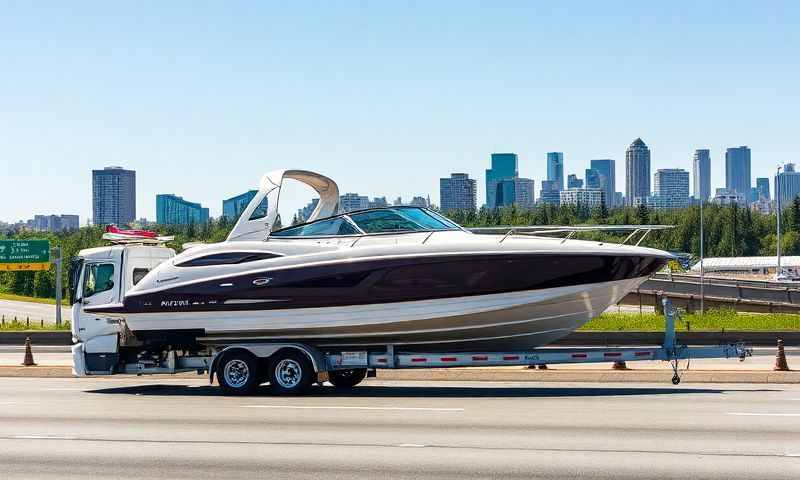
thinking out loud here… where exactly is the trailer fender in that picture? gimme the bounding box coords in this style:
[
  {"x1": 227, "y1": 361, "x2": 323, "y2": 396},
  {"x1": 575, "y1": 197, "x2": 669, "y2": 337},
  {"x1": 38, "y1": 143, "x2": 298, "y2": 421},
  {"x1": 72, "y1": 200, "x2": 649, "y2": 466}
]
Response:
[{"x1": 209, "y1": 343, "x2": 324, "y2": 385}]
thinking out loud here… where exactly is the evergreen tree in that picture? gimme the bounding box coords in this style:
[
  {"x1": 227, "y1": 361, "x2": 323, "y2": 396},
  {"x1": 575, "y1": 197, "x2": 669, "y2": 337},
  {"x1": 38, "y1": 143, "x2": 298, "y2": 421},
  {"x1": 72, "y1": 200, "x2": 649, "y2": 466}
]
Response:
[
  {"x1": 636, "y1": 203, "x2": 649, "y2": 225},
  {"x1": 792, "y1": 196, "x2": 800, "y2": 232}
]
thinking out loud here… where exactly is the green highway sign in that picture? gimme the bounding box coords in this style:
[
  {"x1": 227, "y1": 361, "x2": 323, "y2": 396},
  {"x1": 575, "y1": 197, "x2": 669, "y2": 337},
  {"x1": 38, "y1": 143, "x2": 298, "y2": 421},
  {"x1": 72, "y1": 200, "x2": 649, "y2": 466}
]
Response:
[{"x1": 0, "y1": 239, "x2": 51, "y2": 264}]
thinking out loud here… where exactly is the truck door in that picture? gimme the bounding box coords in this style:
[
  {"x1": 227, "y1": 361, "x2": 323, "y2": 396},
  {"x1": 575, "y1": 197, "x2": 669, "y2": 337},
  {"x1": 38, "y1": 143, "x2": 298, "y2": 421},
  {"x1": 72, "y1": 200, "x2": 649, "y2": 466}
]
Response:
[{"x1": 71, "y1": 259, "x2": 122, "y2": 343}]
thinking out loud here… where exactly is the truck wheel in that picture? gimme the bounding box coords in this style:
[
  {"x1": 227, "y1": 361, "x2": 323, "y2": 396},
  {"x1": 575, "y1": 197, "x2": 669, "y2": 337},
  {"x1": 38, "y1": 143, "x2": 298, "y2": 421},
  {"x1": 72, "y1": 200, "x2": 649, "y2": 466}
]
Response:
[
  {"x1": 217, "y1": 351, "x2": 260, "y2": 395},
  {"x1": 268, "y1": 350, "x2": 314, "y2": 395},
  {"x1": 328, "y1": 368, "x2": 367, "y2": 389}
]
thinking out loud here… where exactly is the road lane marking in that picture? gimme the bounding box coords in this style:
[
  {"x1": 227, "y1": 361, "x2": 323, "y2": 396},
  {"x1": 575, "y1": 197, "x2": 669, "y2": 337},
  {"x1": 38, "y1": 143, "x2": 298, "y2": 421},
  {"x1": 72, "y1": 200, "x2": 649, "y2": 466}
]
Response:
[
  {"x1": 397, "y1": 444, "x2": 426, "y2": 447},
  {"x1": 241, "y1": 405, "x2": 463, "y2": 412},
  {"x1": 726, "y1": 413, "x2": 800, "y2": 417},
  {"x1": 12, "y1": 435, "x2": 76, "y2": 440}
]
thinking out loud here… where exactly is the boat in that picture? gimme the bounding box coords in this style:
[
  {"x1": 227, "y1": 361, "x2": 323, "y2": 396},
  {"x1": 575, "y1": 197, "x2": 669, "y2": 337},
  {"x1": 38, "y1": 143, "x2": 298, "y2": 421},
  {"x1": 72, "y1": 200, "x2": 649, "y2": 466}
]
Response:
[{"x1": 88, "y1": 169, "x2": 672, "y2": 352}]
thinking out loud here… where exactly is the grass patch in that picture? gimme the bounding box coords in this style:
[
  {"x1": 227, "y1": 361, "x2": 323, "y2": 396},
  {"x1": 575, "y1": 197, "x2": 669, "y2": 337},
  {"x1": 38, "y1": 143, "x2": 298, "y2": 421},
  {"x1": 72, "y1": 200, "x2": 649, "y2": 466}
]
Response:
[
  {"x1": 0, "y1": 292, "x2": 69, "y2": 306},
  {"x1": 583, "y1": 309, "x2": 800, "y2": 331},
  {"x1": 0, "y1": 320, "x2": 71, "y2": 331}
]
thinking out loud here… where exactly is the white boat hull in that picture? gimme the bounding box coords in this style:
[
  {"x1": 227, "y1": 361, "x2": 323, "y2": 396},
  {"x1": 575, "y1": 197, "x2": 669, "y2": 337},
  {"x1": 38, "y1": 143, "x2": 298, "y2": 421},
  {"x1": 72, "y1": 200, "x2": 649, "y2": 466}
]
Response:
[{"x1": 124, "y1": 276, "x2": 645, "y2": 352}]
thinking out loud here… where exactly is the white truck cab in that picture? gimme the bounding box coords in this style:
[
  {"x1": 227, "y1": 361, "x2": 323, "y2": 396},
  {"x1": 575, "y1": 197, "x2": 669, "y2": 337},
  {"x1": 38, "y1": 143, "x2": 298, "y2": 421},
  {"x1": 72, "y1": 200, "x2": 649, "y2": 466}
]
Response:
[{"x1": 69, "y1": 244, "x2": 175, "y2": 375}]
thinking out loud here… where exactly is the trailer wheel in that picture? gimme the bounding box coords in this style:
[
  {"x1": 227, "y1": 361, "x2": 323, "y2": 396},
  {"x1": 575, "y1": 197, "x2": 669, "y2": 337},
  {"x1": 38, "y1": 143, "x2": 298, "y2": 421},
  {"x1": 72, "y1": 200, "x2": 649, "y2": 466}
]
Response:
[
  {"x1": 268, "y1": 350, "x2": 314, "y2": 395},
  {"x1": 217, "y1": 351, "x2": 261, "y2": 395},
  {"x1": 328, "y1": 368, "x2": 367, "y2": 389}
]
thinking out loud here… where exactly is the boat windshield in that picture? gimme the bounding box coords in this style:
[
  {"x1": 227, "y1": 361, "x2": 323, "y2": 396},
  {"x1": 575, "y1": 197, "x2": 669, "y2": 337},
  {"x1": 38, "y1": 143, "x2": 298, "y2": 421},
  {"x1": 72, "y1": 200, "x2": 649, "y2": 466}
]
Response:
[
  {"x1": 270, "y1": 207, "x2": 461, "y2": 237},
  {"x1": 348, "y1": 208, "x2": 458, "y2": 233}
]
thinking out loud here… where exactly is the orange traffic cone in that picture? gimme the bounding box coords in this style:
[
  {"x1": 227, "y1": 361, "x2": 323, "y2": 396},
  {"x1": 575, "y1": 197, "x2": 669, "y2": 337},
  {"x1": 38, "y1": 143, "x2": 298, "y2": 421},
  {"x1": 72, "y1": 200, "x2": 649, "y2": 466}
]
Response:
[
  {"x1": 612, "y1": 361, "x2": 628, "y2": 370},
  {"x1": 774, "y1": 339, "x2": 790, "y2": 371},
  {"x1": 22, "y1": 336, "x2": 36, "y2": 366}
]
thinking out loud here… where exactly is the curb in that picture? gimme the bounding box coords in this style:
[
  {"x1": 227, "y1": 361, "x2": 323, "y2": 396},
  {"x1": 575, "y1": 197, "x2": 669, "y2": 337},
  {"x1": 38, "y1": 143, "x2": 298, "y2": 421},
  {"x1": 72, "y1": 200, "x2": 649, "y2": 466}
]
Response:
[
  {"x1": 1, "y1": 365, "x2": 797, "y2": 383},
  {"x1": 376, "y1": 368, "x2": 800, "y2": 384}
]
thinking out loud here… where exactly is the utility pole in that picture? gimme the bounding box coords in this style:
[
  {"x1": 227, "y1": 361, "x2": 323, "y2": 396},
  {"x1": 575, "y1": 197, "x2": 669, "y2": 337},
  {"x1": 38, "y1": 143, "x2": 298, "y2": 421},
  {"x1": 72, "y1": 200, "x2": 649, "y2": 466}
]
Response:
[
  {"x1": 699, "y1": 199, "x2": 704, "y2": 314},
  {"x1": 776, "y1": 165, "x2": 782, "y2": 280},
  {"x1": 52, "y1": 247, "x2": 62, "y2": 327}
]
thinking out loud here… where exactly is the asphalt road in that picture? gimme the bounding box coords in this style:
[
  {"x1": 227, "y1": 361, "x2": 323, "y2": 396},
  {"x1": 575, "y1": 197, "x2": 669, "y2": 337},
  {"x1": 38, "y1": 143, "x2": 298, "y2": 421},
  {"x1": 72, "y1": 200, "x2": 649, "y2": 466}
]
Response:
[
  {"x1": 0, "y1": 299, "x2": 71, "y2": 324},
  {"x1": 0, "y1": 377, "x2": 798, "y2": 479}
]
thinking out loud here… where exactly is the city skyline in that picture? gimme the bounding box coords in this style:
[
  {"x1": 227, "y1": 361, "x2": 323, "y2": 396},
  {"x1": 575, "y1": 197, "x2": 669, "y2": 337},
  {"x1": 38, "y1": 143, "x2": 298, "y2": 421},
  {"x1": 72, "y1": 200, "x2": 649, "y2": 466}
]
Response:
[
  {"x1": 0, "y1": 140, "x2": 793, "y2": 225},
  {"x1": 1, "y1": 3, "x2": 798, "y2": 221}
]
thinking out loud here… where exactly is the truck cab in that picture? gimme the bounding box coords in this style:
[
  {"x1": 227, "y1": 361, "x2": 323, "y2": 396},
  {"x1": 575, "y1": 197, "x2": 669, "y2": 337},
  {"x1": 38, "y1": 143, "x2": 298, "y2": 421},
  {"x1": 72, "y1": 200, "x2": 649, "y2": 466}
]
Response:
[{"x1": 69, "y1": 244, "x2": 175, "y2": 375}]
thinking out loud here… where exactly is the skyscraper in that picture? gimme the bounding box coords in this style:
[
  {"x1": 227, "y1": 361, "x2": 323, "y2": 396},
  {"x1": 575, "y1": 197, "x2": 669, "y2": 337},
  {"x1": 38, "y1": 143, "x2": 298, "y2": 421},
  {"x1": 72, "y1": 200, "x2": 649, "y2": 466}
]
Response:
[
  {"x1": 567, "y1": 174, "x2": 583, "y2": 189},
  {"x1": 222, "y1": 190, "x2": 258, "y2": 220},
  {"x1": 725, "y1": 146, "x2": 752, "y2": 200},
  {"x1": 756, "y1": 177, "x2": 770, "y2": 200},
  {"x1": 513, "y1": 178, "x2": 535, "y2": 208},
  {"x1": 92, "y1": 166, "x2": 136, "y2": 226},
  {"x1": 546, "y1": 152, "x2": 564, "y2": 191},
  {"x1": 156, "y1": 194, "x2": 209, "y2": 225},
  {"x1": 560, "y1": 188, "x2": 605, "y2": 209},
  {"x1": 339, "y1": 193, "x2": 370, "y2": 212},
  {"x1": 585, "y1": 168, "x2": 601, "y2": 189},
  {"x1": 539, "y1": 180, "x2": 560, "y2": 205},
  {"x1": 776, "y1": 163, "x2": 800, "y2": 206},
  {"x1": 625, "y1": 138, "x2": 651, "y2": 206},
  {"x1": 692, "y1": 149, "x2": 711, "y2": 201},
  {"x1": 653, "y1": 169, "x2": 690, "y2": 209},
  {"x1": 440, "y1": 173, "x2": 477, "y2": 211},
  {"x1": 494, "y1": 178, "x2": 535, "y2": 208},
  {"x1": 590, "y1": 159, "x2": 616, "y2": 207},
  {"x1": 485, "y1": 153, "x2": 518, "y2": 208}
]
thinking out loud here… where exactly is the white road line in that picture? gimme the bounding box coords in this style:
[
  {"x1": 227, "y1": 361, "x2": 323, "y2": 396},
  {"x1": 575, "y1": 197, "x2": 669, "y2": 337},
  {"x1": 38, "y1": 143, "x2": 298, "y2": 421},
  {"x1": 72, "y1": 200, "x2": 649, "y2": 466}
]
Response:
[
  {"x1": 43, "y1": 388, "x2": 86, "y2": 392},
  {"x1": 12, "y1": 435, "x2": 76, "y2": 440},
  {"x1": 397, "y1": 444, "x2": 426, "y2": 448},
  {"x1": 787, "y1": 453, "x2": 800, "y2": 457},
  {"x1": 241, "y1": 405, "x2": 464, "y2": 412},
  {"x1": 0, "y1": 401, "x2": 17, "y2": 406},
  {"x1": 726, "y1": 413, "x2": 800, "y2": 417}
]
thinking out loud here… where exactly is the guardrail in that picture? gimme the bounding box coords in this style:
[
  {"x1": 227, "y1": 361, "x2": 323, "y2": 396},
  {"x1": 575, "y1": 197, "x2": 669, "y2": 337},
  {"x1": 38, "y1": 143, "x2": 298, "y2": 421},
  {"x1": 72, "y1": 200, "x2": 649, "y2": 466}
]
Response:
[{"x1": 626, "y1": 273, "x2": 800, "y2": 312}]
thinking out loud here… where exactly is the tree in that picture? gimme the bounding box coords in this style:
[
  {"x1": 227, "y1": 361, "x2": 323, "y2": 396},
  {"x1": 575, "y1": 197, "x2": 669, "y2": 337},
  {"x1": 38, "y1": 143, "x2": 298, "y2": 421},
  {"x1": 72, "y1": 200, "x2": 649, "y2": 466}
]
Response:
[{"x1": 636, "y1": 203, "x2": 650, "y2": 225}]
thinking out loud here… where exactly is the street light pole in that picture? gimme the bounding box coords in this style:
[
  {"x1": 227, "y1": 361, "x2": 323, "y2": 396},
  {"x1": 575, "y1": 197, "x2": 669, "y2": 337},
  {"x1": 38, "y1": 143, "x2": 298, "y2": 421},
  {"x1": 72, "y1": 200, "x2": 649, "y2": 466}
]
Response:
[
  {"x1": 776, "y1": 165, "x2": 782, "y2": 280},
  {"x1": 699, "y1": 199, "x2": 704, "y2": 314},
  {"x1": 52, "y1": 247, "x2": 62, "y2": 327}
]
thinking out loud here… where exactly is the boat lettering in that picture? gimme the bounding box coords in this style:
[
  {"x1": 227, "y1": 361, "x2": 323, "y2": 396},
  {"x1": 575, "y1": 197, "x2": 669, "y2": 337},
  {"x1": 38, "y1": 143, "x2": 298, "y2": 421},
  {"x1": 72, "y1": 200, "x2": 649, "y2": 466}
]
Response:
[{"x1": 160, "y1": 300, "x2": 191, "y2": 307}]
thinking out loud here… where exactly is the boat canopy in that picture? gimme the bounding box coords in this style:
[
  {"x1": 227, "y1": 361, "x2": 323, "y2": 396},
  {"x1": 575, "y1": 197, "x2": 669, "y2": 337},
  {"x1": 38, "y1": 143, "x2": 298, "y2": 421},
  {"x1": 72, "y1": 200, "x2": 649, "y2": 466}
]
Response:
[{"x1": 226, "y1": 170, "x2": 340, "y2": 242}]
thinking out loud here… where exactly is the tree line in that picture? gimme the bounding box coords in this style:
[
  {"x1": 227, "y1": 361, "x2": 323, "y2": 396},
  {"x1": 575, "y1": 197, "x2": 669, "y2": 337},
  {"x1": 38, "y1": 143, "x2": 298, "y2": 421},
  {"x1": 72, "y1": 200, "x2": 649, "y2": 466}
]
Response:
[{"x1": 4, "y1": 200, "x2": 800, "y2": 300}]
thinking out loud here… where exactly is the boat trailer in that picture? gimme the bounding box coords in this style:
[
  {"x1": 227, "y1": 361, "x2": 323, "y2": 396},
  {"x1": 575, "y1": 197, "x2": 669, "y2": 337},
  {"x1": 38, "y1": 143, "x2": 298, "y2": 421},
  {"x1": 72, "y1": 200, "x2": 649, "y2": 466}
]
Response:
[
  {"x1": 326, "y1": 298, "x2": 751, "y2": 385},
  {"x1": 115, "y1": 298, "x2": 751, "y2": 389}
]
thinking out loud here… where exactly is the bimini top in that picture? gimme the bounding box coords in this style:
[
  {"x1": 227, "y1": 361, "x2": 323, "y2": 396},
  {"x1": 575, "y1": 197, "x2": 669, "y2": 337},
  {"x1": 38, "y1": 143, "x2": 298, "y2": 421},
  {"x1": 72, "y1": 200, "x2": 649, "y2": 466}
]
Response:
[{"x1": 226, "y1": 170, "x2": 340, "y2": 242}]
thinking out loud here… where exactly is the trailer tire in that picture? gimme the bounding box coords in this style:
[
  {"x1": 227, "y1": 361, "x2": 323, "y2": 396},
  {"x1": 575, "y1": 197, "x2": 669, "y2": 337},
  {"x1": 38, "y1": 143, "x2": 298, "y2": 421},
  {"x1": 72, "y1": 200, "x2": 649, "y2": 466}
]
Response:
[
  {"x1": 268, "y1": 350, "x2": 314, "y2": 395},
  {"x1": 328, "y1": 368, "x2": 367, "y2": 389},
  {"x1": 217, "y1": 350, "x2": 261, "y2": 396}
]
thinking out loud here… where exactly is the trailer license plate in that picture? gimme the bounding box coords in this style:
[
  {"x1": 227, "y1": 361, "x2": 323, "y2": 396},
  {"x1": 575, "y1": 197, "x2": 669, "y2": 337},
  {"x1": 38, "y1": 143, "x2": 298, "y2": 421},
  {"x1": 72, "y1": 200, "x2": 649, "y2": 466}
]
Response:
[{"x1": 341, "y1": 351, "x2": 368, "y2": 366}]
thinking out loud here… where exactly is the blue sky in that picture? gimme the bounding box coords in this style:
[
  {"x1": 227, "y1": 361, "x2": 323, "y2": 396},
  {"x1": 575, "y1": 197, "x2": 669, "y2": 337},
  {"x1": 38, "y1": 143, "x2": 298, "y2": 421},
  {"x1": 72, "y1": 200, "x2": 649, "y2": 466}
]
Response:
[{"x1": 1, "y1": 1, "x2": 798, "y2": 223}]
